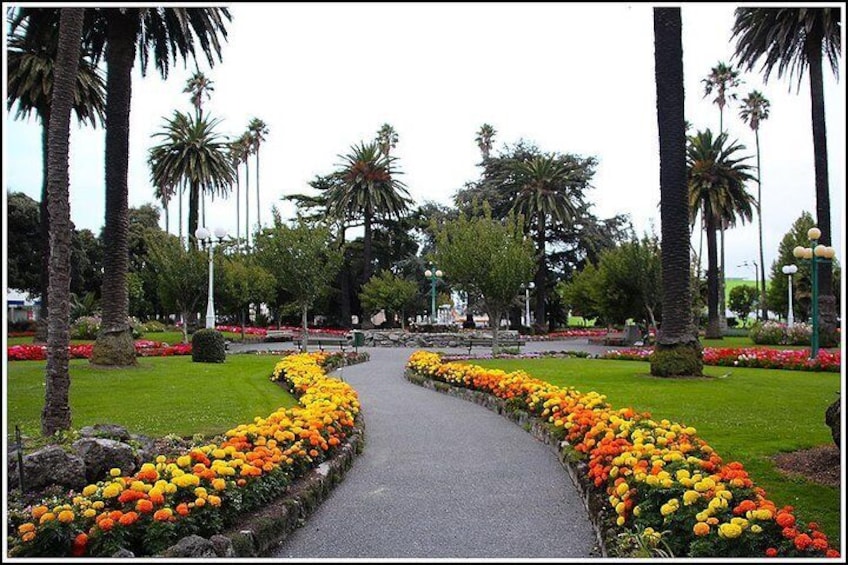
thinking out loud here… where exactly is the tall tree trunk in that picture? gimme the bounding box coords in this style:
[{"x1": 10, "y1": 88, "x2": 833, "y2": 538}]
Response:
[
  {"x1": 255, "y1": 149, "x2": 261, "y2": 229},
  {"x1": 42, "y1": 7, "x2": 84, "y2": 436},
  {"x1": 755, "y1": 129, "x2": 767, "y2": 320},
  {"x1": 235, "y1": 170, "x2": 240, "y2": 248},
  {"x1": 489, "y1": 307, "x2": 501, "y2": 354},
  {"x1": 178, "y1": 183, "x2": 184, "y2": 247},
  {"x1": 188, "y1": 181, "x2": 199, "y2": 248},
  {"x1": 534, "y1": 214, "x2": 547, "y2": 331},
  {"x1": 718, "y1": 222, "x2": 727, "y2": 332},
  {"x1": 361, "y1": 210, "x2": 374, "y2": 329},
  {"x1": 650, "y1": 7, "x2": 703, "y2": 377},
  {"x1": 338, "y1": 227, "x2": 351, "y2": 328},
  {"x1": 301, "y1": 304, "x2": 309, "y2": 351},
  {"x1": 36, "y1": 108, "x2": 52, "y2": 343},
  {"x1": 245, "y1": 157, "x2": 250, "y2": 247},
  {"x1": 163, "y1": 196, "x2": 170, "y2": 234},
  {"x1": 92, "y1": 10, "x2": 138, "y2": 367},
  {"x1": 807, "y1": 28, "x2": 837, "y2": 346},
  {"x1": 705, "y1": 218, "x2": 721, "y2": 339}
]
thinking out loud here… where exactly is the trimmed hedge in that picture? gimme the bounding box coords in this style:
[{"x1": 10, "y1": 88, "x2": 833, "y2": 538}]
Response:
[{"x1": 192, "y1": 329, "x2": 226, "y2": 363}]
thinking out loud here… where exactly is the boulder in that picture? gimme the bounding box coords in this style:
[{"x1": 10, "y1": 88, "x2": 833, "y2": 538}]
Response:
[
  {"x1": 12, "y1": 446, "x2": 86, "y2": 491},
  {"x1": 79, "y1": 423, "x2": 131, "y2": 441},
  {"x1": 162, "y1": 535, "x2": 218, "y2": 558},
  {"x1": 111, "y1": 549, "x2": 135, "y2": 558},
  {"x1": 825, "y1": 398, "x2": 840, "y2": 448},
  {"x1": 72, "y1": 438, "x2": 138, "y2": 483},
  {"x1": 210, "y1": 534, "x2": 237, "y2": 557}
]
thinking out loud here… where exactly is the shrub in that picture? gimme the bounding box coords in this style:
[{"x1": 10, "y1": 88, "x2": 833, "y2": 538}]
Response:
[
  {"x1": 191, "y1": 329, "x2": 226, "y2": 363},
  {"x1": 749, "y1": 321, "x2": 812, "y2": 346},
  {"x1": 141, "y1": 320, "x2": 166, "y2": 333},
  {"x1": 70, "y1": 316, "x2": 101, "y2": 340}
]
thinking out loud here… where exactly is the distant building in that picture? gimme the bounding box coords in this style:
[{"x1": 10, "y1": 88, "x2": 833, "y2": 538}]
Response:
[{"x1": 6, "y1": 289, "x2": 39, "y2": 323}]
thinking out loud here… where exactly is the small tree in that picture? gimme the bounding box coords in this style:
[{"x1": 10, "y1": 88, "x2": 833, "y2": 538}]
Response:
[
  {"x1": 146, "y1": 232, "x2": 207, "y2": 343},
  {"x1": 255, "y1": 212, "x2": 343, "y2": 350},
  {"x1": 218, "y1": 249, "x2": 276, "y2": 339},
  {"x1": 557, "y1": 264, "x2": 602, "y2": 325},
  {"x1": 728, "y1": 284, "x2": 758, "y2": 326},
  {"x1": 435, "y1": 206, "x2": 535, "y2": 352},
  {"x1": 594, "y1": 235, "x2": 662, "y2": 330},
  {"x1": 359, "y1": 270, "x2": 418, "y2": 329}
]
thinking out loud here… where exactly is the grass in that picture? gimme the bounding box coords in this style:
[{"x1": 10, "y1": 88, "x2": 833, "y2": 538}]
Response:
[
  {"x1": 470, "y1": 356, "x2": 841, "y2": 546},
  {"x1": 6, "y1": 354, "x2": 297, "y2": 444}
]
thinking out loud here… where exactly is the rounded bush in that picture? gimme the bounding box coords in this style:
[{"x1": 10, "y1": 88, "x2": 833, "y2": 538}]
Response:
[
  {"x1": 649, "y1": 343, "x2": 704, "y2": 377},
  {"x1": 191, "y1": 329, "x2": 226, "y2": 363}
]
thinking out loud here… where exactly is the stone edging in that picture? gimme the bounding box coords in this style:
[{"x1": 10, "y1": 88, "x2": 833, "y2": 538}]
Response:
[{"x1": 404, "y1": 369, "x2": 619, "y2": 558}]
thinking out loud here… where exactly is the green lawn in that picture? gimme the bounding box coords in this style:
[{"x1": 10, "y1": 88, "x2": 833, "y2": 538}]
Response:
[
  {"x1": 471, "y1": 356, "x2": 841, "y2": 545},
  {"x1": 6, "y1": 354, "x2": 297, "y2": 443}
]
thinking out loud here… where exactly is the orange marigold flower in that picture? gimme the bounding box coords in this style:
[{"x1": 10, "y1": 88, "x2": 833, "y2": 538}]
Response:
[
  {"x1": 812, "y1": 538, "x2": 829, "y2": 551},
  {"x1": 148, "y1": 491, "x2": 165, "y2": 506},
  {"x1": 39, "y1": 512, "x2": 56, "y2": 524},
  {"x1": 733, "y1": 500, "x2": 757, "y2": 515},
  {"x1": 693, "y1": 522, "x2": 710, "y2": 536},
  {"x1": 98, "y1": 518, "x2": 115, "y2": 532},
  {"x1": 18, "y1": 523, "x2": 36, "y2": 534},
  {"x1": 21, "y1": 532, "x2": 36, "y2": 543},
  {"x1": 108, "y1": 510, "x2": 123, "y2": 522},
  {"x1": 74, "y1": 533, "x2": 88, "y2": 547},
  {"x1": 176, "y1": 503, "x2": 191, "y2": 516},
  {"x1": 118, "y1": 512, "x2": 139, "y2": 526},
  {"x1": 765, "y1": 548, "x2": 778, "y2": 557},
  {"x1": 136, "y1": 499, "x2": 154, "y2": 513},
  {"x1": 153, "y1": 508, "x2": 173, "y2": 522},
  {"x1": 782, "y1": 527, "x2": 799, "y2": 540},
  {"x1": 58, "y1": 510, "x2": 75, "y2": 523},
  {"x1": 794, "y1": 534, "x2": 813, "y2": 551},
  {"x1": 32, "y1": 505, "x2": 49, "y2": 520},
  {"x1": 825, "y1": 550, "x2": 840, "y2": 558},
  {"x1": 807, "y1": 522, "x2": 819, "y2": 531},
  {"x1": 776, "y1": 512, "x2": 796, "y2": 528}
]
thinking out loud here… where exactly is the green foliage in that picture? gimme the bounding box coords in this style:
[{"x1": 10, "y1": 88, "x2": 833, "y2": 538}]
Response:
[
  {"x1": 359, "y1": 270, "x2": 418, "y2": 327},
  {"x1": 728, "y1": 284, "x2": 758, "y2": 324},
  {"x1": 217, "y1": 249, "x2": 276, "y2": 322},
  {"x1": 191, "y1": 328, "x2": 226, "y2": 363},
  {"x1": 557, "y1": 264, "x2": 601, "y2": 322},
  {"x1": 141, "y1": 320, "x2": 167, "y2": 333},
  {"x1": 7, "y1": 191, "x2": 43, "y2": 295},
  {"x1": 69, "y1": 316, "x2": 101, "y2": 340},
  {"x1": 649, "y1": 343, "x2": 704, "y2": 377}
]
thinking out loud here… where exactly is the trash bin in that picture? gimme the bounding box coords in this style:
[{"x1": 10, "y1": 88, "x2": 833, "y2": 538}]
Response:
[{"x1": 351, "y1": 330, "x2": 365, "y2": 352}]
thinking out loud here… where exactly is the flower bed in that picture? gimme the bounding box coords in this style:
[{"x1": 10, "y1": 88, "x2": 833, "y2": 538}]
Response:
[
  {"x1": 8, "y1": 351, "x2": 361, "y2": 557},
  {"x1": 525, "y1": 329, "x2": 610, "y2": 341},
  {"x1": 601, "y1": 347, "x2": 841, "y2": 372},
  {"x1": 214, "y1": 325, "x2": 349, "y2": 337},
  {"x1": 405, "y1": 351, "x2": 839, "y2": 559},
  {"x1": 7, "y1": 341, "x2": 192, "y2": 362}
]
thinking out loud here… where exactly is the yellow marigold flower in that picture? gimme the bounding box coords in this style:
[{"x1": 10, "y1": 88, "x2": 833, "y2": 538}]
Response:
[
  {"x1": 176, "y1": 455, "x2": 192, "y2": 468},
  {"x1": 92, "y1": 501, "x2": 105, "y2": 510},
  {"x1": 212, "y1": 478, "x2": 226, "y2": 491},
  {"x1": 632, "y1": 506, "x2": 641, "y2": 517},
  {"x1": 212, "y1": 449, "x2": 227, "y2": 460},
  {"x1": 21, "y1": 532, "x2": 36, "y2": 543},
  {"x1": 646, "y1": 475, "x2": 659, "y2": 487},
  {"x1": 718, "y1": 490, "x2": 733, "y2": 501},
  {"x1": 718, "y1": 523, "x2": 742, "y2": 539},
  {"x1": 194, "y1": 487, "x2": 208, "y2": 499},
  {"x1": 683, "y1": 490, "x2": 700, "y2": 505},
  {"x1": 731, "y1": 517, "x2": 748, "y2": 529},
  {"x1": 708, "y1": 497, "x2": 728, "y2": 510},
  {"x1": 165, "y1": 483, "x2": 177, "y2": 494},
  {"x1": 83, "y1": 508, "x2": 97, "y2": 518},
  {"x1": 752, "y1": 509, "x2": 773, "y2": 521},
  {"x1": 207, "y1": 495, "x2": 221, "y2": 507},
  {"x1": 616, "y1": 482, "x2": 629, "y2": 496},
  {"x1": 616, "y1": 516, "x2": 625, "y2": 526},
  {"x1": 102, "y1": 483, "x2": 122, "y2": 498},
  {"x1": 156, "y1": 455, "x2": 166, "y2": 464},
  {"x1": 660, "y1": 504, "x2": 675, "y2": 516},
  {"x1": 195, "y1": 497, "x2": 206, "y2": 508},
  {"x1": 130, "y1": 480, "x2": 148, "y2": 492},
  {"x1": 39, "y1": 512, "x2": 56, "y2": 524},
  {"x1": 609, "y1": 466, "x2": 619, "y2": 478},
  {"x1": 676, "y1": 469, "x2": 691, "y2": 481},
  {"x1": 109, "y1": 468, "x2": 122, "y2": 477},
  {"x1": 750, "y1": 525, "x2": 763, "y2": 534},
  {"x1": 58, "y1": 510, "x2": 75, "y2": 524},
  {"x1": 615, "y1": 502, "x2": 626, "y2": 515},
  {"x1": 82, "y1": 485, "x2": 98, "y2": 497}
]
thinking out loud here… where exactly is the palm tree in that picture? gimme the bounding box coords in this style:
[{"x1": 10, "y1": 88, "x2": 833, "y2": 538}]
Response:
[
  {"x1": 732, "y1": 7, "x2": 841, "y2": 345},
  {"x1": 247, "y1": 117, "x2": 268, "y2": 229},
  {"x1": 7, "y1": 8, "x2": 106, "y2": 343},
  {"x1": 183, "y1": 70, "x2": 214, "y2": 120},
  {"x1": 227, "y1": 138, "x2": 247, "y2": 248},
  {"x1": 510, "y1": 154, "x2": 584, "y2": 329},
  {"x1": 236, "y1": 131, "x2": 254, "y2": 247},
  {"x1": 331, "y1": 141, "x2": 412, "y2": 289},
  {"x1": 651, "y1": 7, "x2": 702, "y2": 377},
  {"x1": 739, "y1": 90, "x2": 771, "y2": 320},
  {"x1": 148, "y1": 111, "x2": 235, "y2": 248},
  {"x1": 376, "y1": 123, "x2": 399, "y2": 157},
  {"x1": 687, "y1": 130, "x2": 756, "y2": 339},
  {"x1": 152, "y1": 182, "x2": 174, "y2": 234},
  {"x1": 475, "y1": 123, "x2": 497, "y2": 160},
  {"x1": 42, "y1": 7, "x2": 85, "y2": 435}
]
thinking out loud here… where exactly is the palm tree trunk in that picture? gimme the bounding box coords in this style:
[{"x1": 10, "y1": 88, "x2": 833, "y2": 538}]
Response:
[
  {"x1": 42, "y1": 7, "x2": 84, "y2": 436},
  {"x1": 188, "y1": 181, "x2": 200, "y2": 249},
  {"x1": 705, "y1": 218, "x2": 721, "y2": 339},
  {"x1": 755, "y1": 129, "x2": 767, "y2": 320},
  {"x1": 36, "y1": 108, "x2": 52, "y2": 343},
  {"x1": 718, "y1": 223, "x2": 727, "y2": 332},
  {"x1": 179, "y1": 183, "x2": 184, "y2": 247},
  {"x1": 245, "y1": 157, "x2": 250, "y2": 247},
  {"x1": 235, "y1": 170, "x2": 240, "y2": 248},
  {"x1": 363, "y1": 209, "x2": 373, "y2": 283},
  {"x1": 534, "y1": 214, "x2": 547, "y2": 330},
  {"x1": 650, "y1": 7, "x2": 702, "y2": 377},
  {"x1": 255, "y1": 149, "x2": 261, "y2": 229},
  {"x1": 92, "y1": 10, "x2": 138, "y2": 367},
  {"x1": 338, "y1": 226, "x2": 351, "y2": 328},
  {"x1": 807, "y1": 28, "x2": 837, "y2": 345},
  {"x1": 163, "y1": 196, "x2": 170, "y2": 234}
]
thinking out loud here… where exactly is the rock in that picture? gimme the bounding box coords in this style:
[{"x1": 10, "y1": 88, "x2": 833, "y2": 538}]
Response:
[
  {"x1": 825, "y1": 398, "x2": 840, "y2": 448},
  {"x1": 111, "y1": 548, "x2": 135, "y2": 558},
  {"x1": 79, "y1": 423, "x2": 131, "y2": 441},
  {"x1": 210, "y1": 534, "x2": 237, "y2": 557},
  {"x1": 14, "y1": 446, "x2": 86, "y2": 491},
  {"x1": 129, "y1": 434, "x2": 157, "y2": 466},
  {"x1": 162, "y1": 535, "x2": 218, "y2": 558},
  {"x1": 72, "y1": 438, "x2": 138, "y2": 483}
]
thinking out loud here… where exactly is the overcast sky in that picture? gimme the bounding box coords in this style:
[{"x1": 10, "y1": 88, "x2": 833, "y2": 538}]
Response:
[{"x1": 3, "y1": 3, "x2": 845, "y2": 280}]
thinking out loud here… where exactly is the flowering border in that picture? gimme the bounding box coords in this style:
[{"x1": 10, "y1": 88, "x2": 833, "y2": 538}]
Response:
[
  {"x1": 405, "y1": 351, "x2": 839, "y2": 559},
  {"x1": 7, "y1": 341, "x2": 192, "y2": 362},
  {"x1": 601, "y1": 347, "x2": 841, "y2": 372},
  {"x1": 8, "y1": 351, "x2": 362, "y2": 557}
]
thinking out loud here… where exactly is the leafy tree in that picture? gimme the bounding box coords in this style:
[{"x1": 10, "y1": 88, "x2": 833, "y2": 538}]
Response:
[
  {"x1": 125, "y1": 204, "x2": 163, "y2": 319},
  {"x1": 146, "y1": 232, "x2": 208, "y2": 344},
  {"x1": 728, "y1": 285, "x2": 758, "y2": 326},
  {"x1": 70, "y1": 228, "x2": 102, "y2": 299},
  {"x1": 732, "y1": 7, "x2": 841, "y2": 342},
  {"x1": 7, "y1": 191, "x2": 42, "y2": 296},
  {"x1": 651, "y1": 7, "x2": 703, "y2": 377},
  {"x1": 556, "y1": 263, "x2": 601, "y2": 324},
  {"x1": 597, "y1": 235, "x2": 663, "y2": 329},
  {"x1": 359, "y1": 271, "x2": 418, "y2": 329},
  {"x1": 435, "y1": 206, "x2": 535, "y2": 352},
  {"x1": 254, "y1": 213, "x2": 343, "y2": 349},
  {"x1": 217, "y1": 249, "x2": 276, "y2": 339}
]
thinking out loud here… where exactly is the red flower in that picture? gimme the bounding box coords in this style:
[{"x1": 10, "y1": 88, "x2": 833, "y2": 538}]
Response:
[
  {"x1": 765, "y1": 548, "x2": 778, "y2": 557},
  {"x1": 794, "y1": 533, "x2": 813, "y2": 551}
]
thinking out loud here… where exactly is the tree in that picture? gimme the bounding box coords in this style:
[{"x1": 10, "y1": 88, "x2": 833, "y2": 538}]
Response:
[
  {"x1": 359, "y1": 271, "x2": 418, "y2": 329},
  {"x1": 7, "y1": 191, "x2": 43, "y2": 296},
  {"x1": 217, "y1": 250, "x2": 276, "y2": 339},
  {"x1": 146, "y1": 232, "x2": 208, "y2": 344},
  {"x1": 739, "y1": 90, "x2": 771, "y2": 320},
  {"x1": 556, "y1": 263, "x2": 602, "y2": 324},
  {"x1": 7, "y1": 7, "x2": 106, "y2": 342},
  {"x1": 475, "y1": 123, "x2": 497, "y2": 160},
  {"x1": 236, "y1": 131, "x2": 254, "y2": 247},
  {"x1": 732, "y1": 7, "x2": 841, "y2": 344},
  {"x1": 650, "y1": 7, "x2": 703, "y2": 377},
  {"x1": 728, "y1": 284, "x2": 758, "y2": 326},
  {"x1": 247, "y1": 117, "x2": 268, "y2": 230},
  {"x1": 147, "y1": 110, "x2": 235, "y2": 248},
  {"x1": 42, "y1": 7, "x2": 85, "y2": 436},
  {"x1": 254, "y1": 214, "x2": 343, "y2": 350},
  {"x1": 376, "y1": 123, "x2": 398, "y2": 157},
  {"x1": 595, "y1": 235, "x2": 663, "y2": 330},
  {"x1": 435, "y1": 207, "x2": 535, "y2": 352},
  {"x1": 183, "y1": 70, "x2": 214, "y2": 120},
  {"x1": 687, "y1": 129, "x2": 756, "y2": 339}
]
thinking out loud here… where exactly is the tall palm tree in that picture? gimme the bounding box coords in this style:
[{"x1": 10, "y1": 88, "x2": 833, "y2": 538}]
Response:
[
  {"x1": 331, "y1": 141, "x2": 412, "y2": 288},
  {"x1": 376, "y1": 122, "x2": 399, "y2": 157},
  {"x1": 739, "y1": 90, "x2": 771, "y2": 320},
  {"x1": 227, "y1": 138, "x2": 246, "y2": 248},
  {"x1": 7, "y1": 8, "x2": 106, "y2": 343},
  {"x1": 510, "y1": 154, "x2": 585, "y2": 329},
  {"x1": 732, "y1": 7, "x2": 841, "y2": 345},
  {"x1": 688, "y1": 129, "x2": 756, "y2": 339},
  {"x1": 183, "y1": 70, "x2": 214, "y2": 120},
  {"x1": 85, "y1": 7, "x2": 231, "y2": 366},
  {"x1": 236, "y1": 130, "x2": 254, "y2": 247},
  {"x1": 152, "y1": 182, "x2": 173, "y2": 233},
  {"x1": 651, "y1": 7, "x2": 702, "y2": 377},
  {"x1": 42, "y1": 7, "x2": 85, "y2": 435},
  {"x1": 247, "y1": 117, "x2": 268, "y2": 229},
  {"x1": 475, "y1": 123, "x2": 497, "y2": 160},
  {"x1": 148, "y1": 111, "x2": 235, "y2": 248}
]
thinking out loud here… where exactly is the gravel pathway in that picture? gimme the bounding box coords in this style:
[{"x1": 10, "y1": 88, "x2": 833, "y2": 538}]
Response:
[{"x1": 266, "y1": 344, "x2": 600, "y2": 559}]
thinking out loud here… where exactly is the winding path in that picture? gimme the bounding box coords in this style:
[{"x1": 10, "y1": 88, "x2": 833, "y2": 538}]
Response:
[{"x1": 267, "y1": 345, "x2": 599, "y2": 559}]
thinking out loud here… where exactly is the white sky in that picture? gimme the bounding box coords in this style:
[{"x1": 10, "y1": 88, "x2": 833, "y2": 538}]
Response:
[{"x1": 3, "y1": 3, "x2": 846, "y2": 280}]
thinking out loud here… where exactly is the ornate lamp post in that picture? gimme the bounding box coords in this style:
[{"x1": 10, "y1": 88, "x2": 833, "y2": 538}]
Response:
[
  {"x1": 781, "y1": 264, "x2": 798, "y2": 329},
  {"x1": 424, "y1": 263, "x2": 443, "y2": 324},
  {"x1": 521, "y1": 282, "x2": 535, "y2": 327},
  {"x1": 195, "y1": 226, "x2": 228, "y2": 329},
  {"x1": 792, "y1": 226, "x2": 835, "y2": 359}
]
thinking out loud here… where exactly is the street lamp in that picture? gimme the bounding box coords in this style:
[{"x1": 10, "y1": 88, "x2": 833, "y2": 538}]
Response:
[
  {"x1": 792, "y1": 226, "x2": 836, "y2": 358},
  {"x1": 195, "y1": 226, "x2": 228, "y2": 329},
  {"x1": 781, "y1": 264, "x2": 798, "y2": 329},
  {"x1": 424, "y1": 263, "x2": 443, "y2": 324},
  {"x1": 521, "y1": 282, "x2": 535, "y2": 327}
]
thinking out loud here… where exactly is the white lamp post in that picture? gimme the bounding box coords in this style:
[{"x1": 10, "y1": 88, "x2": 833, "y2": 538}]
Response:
[
  {"x1": 522, "y1": 282, "x2": 535, "y2": 326},
  {"x1": 424, "y1": 264, "x2": 443, "y2": 324},
  {"x1": 781, "y1": 264, "x2": 798, "y2": 328},
  {"x1": 195, "y1": 226, "x2": 228, "y2": 329}
]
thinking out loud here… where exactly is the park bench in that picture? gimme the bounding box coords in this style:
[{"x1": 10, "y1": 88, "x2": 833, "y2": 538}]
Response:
[
  {"x1": 464, "y1": 336, "x2": 526, "y2": 354},
  {"x1": 264, "y1": 330, "x2": 294, "y2": 342},
  {"x1": 304, "y1": 333, "x2": 351, "y2": 351}
]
